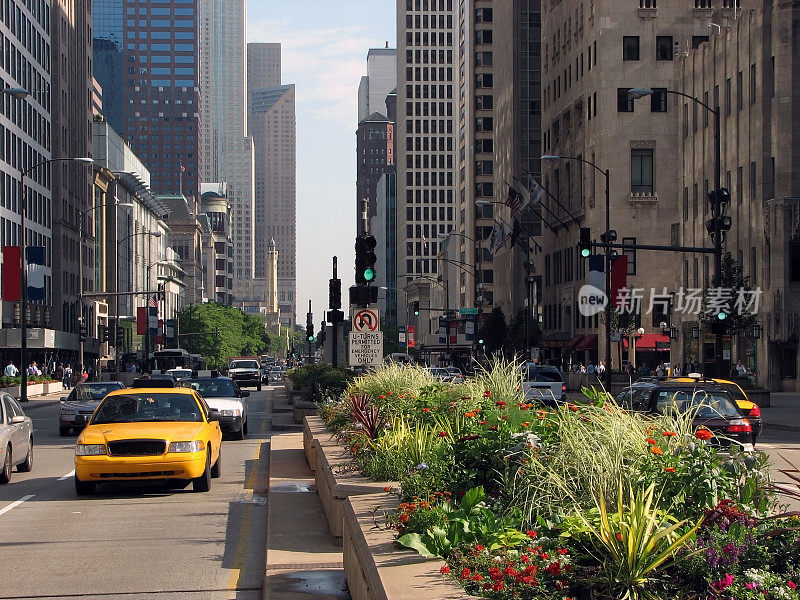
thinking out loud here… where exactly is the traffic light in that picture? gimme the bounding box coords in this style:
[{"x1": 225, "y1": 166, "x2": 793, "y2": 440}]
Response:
[
  {"x1": 355, "y1": 235, "x2": 377, "y2": 285},
  {"x1": 579, "y1": 228, "x2": 592, "y2": 258},
  {"x1": 349, "y1": 285, "x2": 378, "y2": 306},
  {"x1": 102, "y1": 326, "x2": 111, "y2": 343},
  {"x1": 115, "y1": 324, "x2": 125, "y2": 348},
  {"x1": 306, "y1": 312, "x2": 314, "y2": 342},
  {"x1": 329, "y1": 278, "x2": 342, "y2": 309},
  {"x1": 412, "y1": 301, "x2": 420, "y2": 316},
  {"x1": 79, "y1": 318, "x2": 87, "y2": 341}
]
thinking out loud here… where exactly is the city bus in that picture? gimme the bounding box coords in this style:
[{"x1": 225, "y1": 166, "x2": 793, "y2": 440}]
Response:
[{"x1": 152, "y1": 348, "x2": 192, "y2": 371}]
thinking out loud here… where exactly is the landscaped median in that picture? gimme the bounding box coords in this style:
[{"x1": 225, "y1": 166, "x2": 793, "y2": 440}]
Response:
[{"x1": 305, "y1": 361, "x2": 800, "y2": 600}]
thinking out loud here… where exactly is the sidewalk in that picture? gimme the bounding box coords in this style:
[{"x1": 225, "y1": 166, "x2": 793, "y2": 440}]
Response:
[
  {"x1": 762, "y1": 393, "x2": 800, "y2": 432},
  {"x1": 19, "y1": 389, "x2": 67, "y2": 408},
  {"x1": 264, "y1": 385, "x2": 348, "y2": 600}
]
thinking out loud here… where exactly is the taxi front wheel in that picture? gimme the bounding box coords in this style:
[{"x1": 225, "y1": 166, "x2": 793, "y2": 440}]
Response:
[
  {"x1": 193, "y1": 451, "x2": 212, "y2": 492},
  {"x1": 75, "y1": 476, "x2": 95, "y2": 495}
]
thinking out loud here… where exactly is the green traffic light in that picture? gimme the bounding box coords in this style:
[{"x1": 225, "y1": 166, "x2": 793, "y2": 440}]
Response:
[
  {"x1": 364, "y1": 267, "x2": 375, "y2": 282},
  {"x1": 717, "y1": 312, "x2": 727, "y2": 320},
  {"x1": 580, "y1": 248, "x2": 591, "y2": 258},
  {"x1": 308, "y1": 335, "x2": 314, "y2": 341}
]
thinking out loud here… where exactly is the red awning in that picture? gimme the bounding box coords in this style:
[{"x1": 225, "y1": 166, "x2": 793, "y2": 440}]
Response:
[
  {"x1": 575, "y1": 334, "x2": 598, "y2": 351},
  {"x1": 564, "y1": 334, "x2": 585, "y2": 351},
  {"x1": 622, "y1": 333, "x2": 671, "y2": 350}
]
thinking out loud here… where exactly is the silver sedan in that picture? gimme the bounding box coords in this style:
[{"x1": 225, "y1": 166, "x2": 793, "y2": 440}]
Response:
[{"x1": 0, "y1": 394, "x2": 33, "y2": 483}]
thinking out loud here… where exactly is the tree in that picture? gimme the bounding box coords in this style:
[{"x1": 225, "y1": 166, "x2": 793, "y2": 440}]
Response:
[
  {"x1": 178, "y1": 303, "x2": 270, "y2": 369},
  {"x1": 479, "y1": 307, "x2": 507, "y2": 354},
  {"x1": 700, "y1": 254, "x2": 758, "y2": 336}
]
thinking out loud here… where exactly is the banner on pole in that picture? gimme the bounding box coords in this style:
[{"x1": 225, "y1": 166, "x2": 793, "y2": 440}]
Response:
[{"x1": 2, "y1": 246, "x2": 21, "y2": 301}]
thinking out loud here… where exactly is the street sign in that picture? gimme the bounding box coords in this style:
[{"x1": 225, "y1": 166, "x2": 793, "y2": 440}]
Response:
[
  {"x1": 459, "y1": 307, "x2": 479, "y2": 315},
  {"x1": 407, "y1": 325, "x2": 416, "y2": 348},
  {"x1": 349, "y1": 331, "x2": 383, "y2": 367},
  {"x1": 352, "y1": 308, "x2": 380, "y2": 332}
]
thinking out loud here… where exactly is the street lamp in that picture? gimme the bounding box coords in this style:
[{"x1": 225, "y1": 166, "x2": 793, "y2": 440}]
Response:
[
  {"x1": 541, "y1": 154, "x2": 611, "y2": 382},
  {"x1": 77, "y1": 197, "x2": 134, "y2": 368},
  {"x1": 14, "y1": 154, "x2": 93, "y2": 402},
  {"x1": 629, "y1": 87, "x2": 723, "y2": 377}
]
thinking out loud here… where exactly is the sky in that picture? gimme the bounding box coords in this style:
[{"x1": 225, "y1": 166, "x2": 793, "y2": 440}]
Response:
[{"x1": 247, "y1": 1, "x2": 397, "y2": 325}]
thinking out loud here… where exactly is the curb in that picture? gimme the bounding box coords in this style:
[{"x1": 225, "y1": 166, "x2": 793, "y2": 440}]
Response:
[{"x1": 764, "y1": 423, "x2": 800, "y2": 433}]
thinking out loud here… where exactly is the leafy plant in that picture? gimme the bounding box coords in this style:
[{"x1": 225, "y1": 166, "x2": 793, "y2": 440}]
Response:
[
  {"x1": 577, "y1": 481, "x2": 701, "y2": 600},
  {"x1": 397, "y1": 486, "x2": 525, "y2": 558},
  {"x1": 343, "y1": 394, "x2": 384, "y2": 440}
]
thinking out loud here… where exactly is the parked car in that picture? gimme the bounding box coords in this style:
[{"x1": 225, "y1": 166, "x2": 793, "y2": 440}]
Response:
[
  {"x1": 615, "y1": 380, "x2": 755, "y2": 450},
  {"x1": 670, "y1": 376, "x2": 763, "y2": 442},
  {"x1": 227, "y1": 358, "x2": 262, "y2": 390},
  {"x1": 59, "y1": 381, "x2": 126, "y2": 436},
  {"x1": 74, "y1": 386, "x2": 223, "y2": 495},
  {"x1": 178, "y1": 377, "x2": 249, "y2": 440},
  {"x1": 521, "y1": 364, "x2": 567, "y2": 404},
  {"x1": 428, "y1": 367, "x2": 453, "y2": 382},
  {"x1": 444, "y1": 367, "x2": 464, "y2": 383},
  {"x1": 0, "y1": 394, "x2": 33, "y2": 483}
]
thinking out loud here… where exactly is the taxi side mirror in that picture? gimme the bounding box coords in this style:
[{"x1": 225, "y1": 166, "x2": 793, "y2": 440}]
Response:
[{"x1": 207, "y1": 409, "x2": 221, "y2": 422}]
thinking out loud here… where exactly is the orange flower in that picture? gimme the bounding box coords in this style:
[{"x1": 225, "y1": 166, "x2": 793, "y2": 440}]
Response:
[
  {"x1": 650, "y1": 446, "x2": 663, "y2": 455},
  {"x1": 386, "y1": 391, "x2": 393, "y2": 395},
  {"x1": 521, "y1": 422, "x2": 530, "y2": 428},
  {"x1": 399, "y1": 513, "x2": 409, "y2": 523},
  {"x1": 662, "y1": 431, "x2": 677, "y2": 437},
  {"x1": 465, "y1": 412, "x2": 475, "y2": 418},
  {"x1": 695, "y1": 429, "x2": 713, "y2": 441},
  {"x1": 379, "y1": 395, "x2": 386, "y2": 399},
  {"x1": 646, "y1": 438, "x2": 657, "y2": 445},
  {"x1": 422, "y1": 407, "x2": 431, "y2": 413},
  {"x1": 664, "y1": 467, "x2": 676, "y2": 473}
]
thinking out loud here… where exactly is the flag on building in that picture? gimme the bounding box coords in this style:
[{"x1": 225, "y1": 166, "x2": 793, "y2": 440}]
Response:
[
  {"x1": 510, "y1": 220, "x2": 524, "y2": 250},
  {"x1": 148, "y1": 294, "x2": 159, "y2": 330},
  {"x1": 513, "y1": 175, "x2": 545, "y2": 212},
  {"x1": 2, "y1": 246, "x2": 21, "y2": 302},
  {"x1": 422, "y1": 234, "x2": 428, "y2": 249},
  {"x1": 505, "y1": 184, "x2": 523, "y2": 214},
  {"x1": 26, "y1": 246, "x2": 45, "y2": 301}
]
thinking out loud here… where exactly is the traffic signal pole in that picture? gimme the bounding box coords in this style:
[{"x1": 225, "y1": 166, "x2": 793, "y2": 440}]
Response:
[
  {"x1": 712, "y1": 106, "x2": 723, "y2": 378},
  {"x1": 307, "y1": 299, "x2": 313, "y2": 364},
  {"x1": 331, "y1": 257, "x2": 339, "y2": 367}
]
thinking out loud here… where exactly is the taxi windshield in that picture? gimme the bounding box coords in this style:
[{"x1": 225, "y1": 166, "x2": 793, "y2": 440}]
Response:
[
  {"x1": 654, "y1": 389, "x2": 740, "y2": 419},
  {"x1": 91, "y1": 393, "x2": 203, "y2": 424}
]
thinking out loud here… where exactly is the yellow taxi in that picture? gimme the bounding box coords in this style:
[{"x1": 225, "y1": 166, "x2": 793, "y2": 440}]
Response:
[
  {"x1": 671, "y1": 376, "x2": 763, "y2": 441},
  {"x1": 74, "y1": 386, "x2": 223, "y2": 495}
]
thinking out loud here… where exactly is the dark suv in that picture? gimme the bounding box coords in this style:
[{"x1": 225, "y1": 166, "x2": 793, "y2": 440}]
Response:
[{"x1": 615, "y1": 380, "x2": 755, "y2": 449}]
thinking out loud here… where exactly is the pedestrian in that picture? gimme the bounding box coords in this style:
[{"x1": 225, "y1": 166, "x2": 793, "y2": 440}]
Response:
[
  {"x1": 655, "y1": 362, "x2": 666, "y2": 378},
  {"x1": 130, "y1": 363, "x2": 137, "y2": 373},
  {"x1": 63, "y1": 364, "x2": 73, "y2": 389},
  {"x1": 596, "y1": 360, "x2": 606, "y2": 377},
  {"x1": 78, "y1": 365, "x2": 88, "y2": 384},
  {"x1": 587, "y1": 361, "x2": 595, "y2": 374},
  {"x1": 4, "y1": 360, "x2": 18, "y2": 378},
  {"x1": 672, "y1": 362, "x2": 682, "y2": 377},
  {"x1": 735, "y1": 360, "x2": 748, "y2": 377},
  {"x1": 56, "y1": 363, "x2": 64, "y2": 381}
]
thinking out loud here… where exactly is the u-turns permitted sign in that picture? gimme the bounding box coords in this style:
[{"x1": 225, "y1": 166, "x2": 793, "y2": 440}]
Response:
[{"x1": 352, "y1": 308, "x2": 380, "y2": 332}]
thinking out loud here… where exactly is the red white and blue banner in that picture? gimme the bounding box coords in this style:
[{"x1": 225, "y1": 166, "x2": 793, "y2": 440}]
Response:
[{"x1": 26, "y1": 246, "x2": 45, "y2": 301}]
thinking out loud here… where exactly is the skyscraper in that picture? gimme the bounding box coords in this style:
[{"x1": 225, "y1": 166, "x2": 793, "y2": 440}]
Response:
[
  {"x1": 199, "y1": 0, "x2": 256, "y2": 290},
  {"x1": 105, "y1": 0, "x2": 202, "y2": 200},
  {"x1": 396, "y1": 0, "x2": 459, "y2": 326},
  {"x1": 248, "y1": 43, "x2": 297, "y2": 325},
  {"x1": 357, "y1": 47, "x2": 397, "y2": 122}
]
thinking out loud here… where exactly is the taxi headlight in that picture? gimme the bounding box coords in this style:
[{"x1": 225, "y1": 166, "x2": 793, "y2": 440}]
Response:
[
  {"x1": 219, "y1": 408, "x2": 242, "y2": 417},
  {"x1": 76, "y1": 444, "x2": 106, "y2": 456},
  {"x1": 168, "y1": 440, "x2": 205, "y2": 453}
]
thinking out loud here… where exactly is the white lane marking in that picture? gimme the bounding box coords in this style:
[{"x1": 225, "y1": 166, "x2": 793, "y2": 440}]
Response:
[
  {"x1": 58, "y1": 469, "x2": 75, "y2": 481},
  {"x1": 0, "y1": 494, "x2": 35, "y2": 517}
]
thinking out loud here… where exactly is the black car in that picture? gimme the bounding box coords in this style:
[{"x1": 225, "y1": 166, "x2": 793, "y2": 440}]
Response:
[{"x1": 615, "y1": 380, "x2": 755, "y2": 449}]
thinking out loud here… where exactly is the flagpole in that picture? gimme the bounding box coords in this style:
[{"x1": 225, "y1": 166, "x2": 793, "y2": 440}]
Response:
[
  {"x1": 520, "y1": 167, "x2": 582, "y2": 228},
  {"x1": 179, "y1": 164, "x2": 183, "y2": 197}
]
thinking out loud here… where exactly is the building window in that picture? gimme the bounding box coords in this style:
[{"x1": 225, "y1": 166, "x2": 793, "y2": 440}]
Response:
[
  {"x1": 691, "y1": 35, "x2": 709, "y2": 49},
  {"x1": 617, "y1": 88, "x2": 634, "y2": 112},
  {"x1": 650, "y1": 88, "x2": 667, "y2": 112},
  {"x1": 623, "y1": 36, "x2": 640, "y2": 61},
  {"x1": 631, "y1": 149, "x2": 654, "y2": 194},
  {"x1": 656, "y1": 36, "x2": 673, "y2": 61},
  {"x1": 791, "y1": 243, "x2": 800, "y2": 282},
  {"x1": 622, "y1": 237, "x2": 636, "y2": 275}
]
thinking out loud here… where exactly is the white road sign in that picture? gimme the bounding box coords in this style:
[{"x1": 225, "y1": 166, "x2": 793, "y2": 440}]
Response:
[{"x1": 349, "y1": 331, "x2": 383, "y2": 367}]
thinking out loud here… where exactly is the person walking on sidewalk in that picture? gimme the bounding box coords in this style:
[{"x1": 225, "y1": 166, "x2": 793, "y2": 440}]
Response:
[
  {"x1": 63, "y1": 364, "x2": 73, "y2": 390},
  {"x1": 5, "y1": 361, "x2": 18, "y2": 378}
]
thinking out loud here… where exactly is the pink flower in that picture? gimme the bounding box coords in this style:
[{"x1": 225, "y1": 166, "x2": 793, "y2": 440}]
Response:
[
  {"x1": 789, "y1": 581, "x2": 797, "y2": 590},
  {"x1": 712, "y1": 574, "x2": 734, "y2": 590}
]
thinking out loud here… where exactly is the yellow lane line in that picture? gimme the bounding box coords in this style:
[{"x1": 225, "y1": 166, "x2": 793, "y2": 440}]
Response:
[{"x1": 227, "y1": 388, "x2": 270, "y2": 593}]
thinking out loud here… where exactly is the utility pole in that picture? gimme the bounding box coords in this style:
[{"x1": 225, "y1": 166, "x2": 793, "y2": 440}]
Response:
[
  {"x1": 329, "y1": 256, "x2": 343, "y2": 367},
  {"x1": 712, "y1": 106, "x2": 723, "y2": 378},
  {"x1": 307, "y1": 299, "x2": 313, "y2": 365}
]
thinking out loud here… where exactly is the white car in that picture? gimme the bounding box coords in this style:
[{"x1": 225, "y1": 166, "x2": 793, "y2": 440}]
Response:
[
  {"x1": 167, "y1": 368, "x2": 194, "y2": 380},
  {"x1": 0, "y1": 394, "x2": 33, "y2": 483},
  {"x1": 178, "y1": 376, "x2": 249, "y2": 440}
]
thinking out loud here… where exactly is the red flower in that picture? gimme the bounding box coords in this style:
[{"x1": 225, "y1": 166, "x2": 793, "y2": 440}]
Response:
[
  {"x1": 471, "y1": 574, "x2": 483, "y2": 581},
  {"x1": 440, "y1": 565, "x2": 451, "y2": 574},
  {"x1": 522, "y1": 576, "x2": 536, "y2": 585},
  {"x1": 696, "y1": 429, "x2": 713, "y2": 441},
  {"x1": 383, "y1": 486, "x2": 391, "y2": 492},
  {"x1": 492, "y1": 582, "x2": 504, "y2": 592},
  {"x1": 422, "y1": 407, "x2": 430, "y2": 413},
  {"x1": 545, "y1": 562, "x2": 562, "y2": 576},
  {"x1": 646, "y1": 438, "x2": 657, "y2": 445},
  {"x1": 664, "y1": 467, "x2": 676, "y2": 473},
  {"x1": 557, "y1": 548, "x2": 568, "y2": 555},
  {"x1": 662, "y1": 431, "x2": 677, "y2": 437},
  {"x1": 489, "y1": 425, "x2": 498, "y2": 431},
  {"x1": 526, "y1": 530, "x2": 538, "y2": 538},
  {"x1": 569, "y1": 404, "x2": 579, "y2": 411},
  {"x1": 457, "y1": 434, "x2": 481, "y2": 443},
  {"x1": 483, "y1": 390, "x2": 492, "y2": 398},
  {"x1": 386, "y1": 390, "x2": 393, "y2": 395},
  {"x1": 437, "y1": 431, "x2": 448, "y2": 437},
  {"x1": 524, "y1": 565, "x2": 538, "y2": 576},
  {"x1": 616, "y1": 533, "x2": 623, "y2": 541},
  {"x1": 503, "y1": 566, "x2": 517, "y2": 576},
  {"x1": 521, "y1": 422, "x2": 530, "y2": 427},
  {"x1": 460, "y1": 568, "x2": 471, "y2": 580},
  {"x1": 495, "y1": 400, "x2": 507, "y2": 407},
  {"x1": 520, "y1": 555, "x2": 530, "y2": 563},
  {"x1": 478, "y1": 420, "x2": 488, "y2": 425},
  {"x1": 398, "y1": 513, "x2": 409, "y2": 523},
  {"x1": 789, "y1": 582, "x2": 796, "y2": 590},
  {"x1": 379, "y1": 395, "x2": 386, "y2": 400}
]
